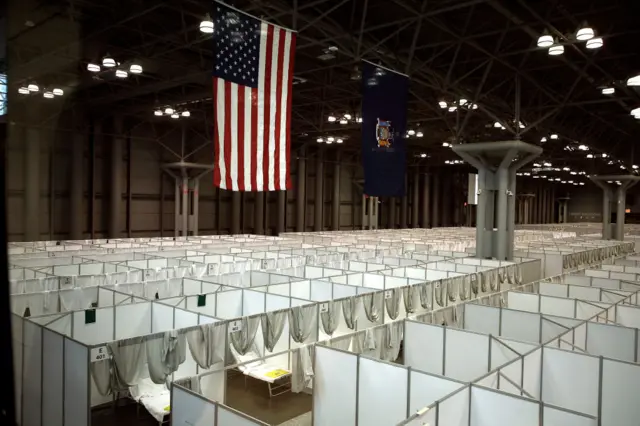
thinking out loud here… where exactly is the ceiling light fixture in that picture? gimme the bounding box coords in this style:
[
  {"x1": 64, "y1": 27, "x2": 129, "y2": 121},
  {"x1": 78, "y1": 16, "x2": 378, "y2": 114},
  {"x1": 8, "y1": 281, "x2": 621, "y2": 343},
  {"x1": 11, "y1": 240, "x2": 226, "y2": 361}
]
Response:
[
  {"x1": 550, "y1": 134, "x2": 558, "y2": 139},
  {"x1": 541, "y1": 137, "x2": 547, "y2": 143},
  {"x1": 543, "y1": 162, "x2": 552, "y2": 167},
  {"x1": 343, "y1": 114, "x2": 352, "y2": 120},
  {"x1": 578, "y1": 144, "x2": 589, "y2": 151},
  {"x1": 327, "y1": 115, "x2": 336, "y2": 122},
  {"x1": 442, "y1": 142, "x2": 450, "y2": 147},
  {"x1": 339, "y1": 118, "x2": 348, "y2": 125},
  {"x1": 18, "y1": 87, "x2": 29, "y2": 94},
  {"x1": 43, "y1": 91, "x2": 54, "y2": 99},
  {"x1": 563, "y1": 167, "x2": 570, "y2": 171},
  {"x1": 52, "y1": 88, "x2": 64, "y2": 96},
  {"x1": 27, "y1": 83, "x2": 39, "y2": 92},
  {"x1": 327, "y1": 137, "x2": 335, "y2": 142},
  {"x1": 200, "y1": 14, "x2": 214, "y2": 33},
  {"x1": 407, "y1": 129, "x2": 416, "y2": 136},
  {"x1": 548, "y1": 43, "x2": 564, "y2": 56},
  {"x1": 164, "y1": 107, "x2": 174, "y2": 115},
  {"x1": 627, "y1": 75, "x2": 640, "y2": 87},
  {"x1": 533, "y1": 163, "x2": 541, "y2": 167},
  {"x1": 493, "y1": 121, "x2": 502, "y2": 128},
  {"x1": 154, "y1": 110, "x2": 163, "y2": 116},
  {"x1": 586, "y1": 37, "x2": 603, "y2": 49},
  {"x1": 587, "y1": 154, "x2": 594, "y2": 158},
  {"x1": 438, "y1": 101, "x2": 448, "y2": 109},
  {"x1": 459, "y1": 98, "x2": 468, "y2": 106},
  {"x1": 181, "y1": 111, "x2": 191, "y2": 117},
  {"x1": 576, "y1": 25, "x2": 595, "y2": 41},
  {"x1": 115, "y1": 69, "x2": 128, "y2": 78},
  {"x1": 316, "y1": 138, "x2": 323, "y2": 143},
  {"x1": 102, "y1": 55, "x2": 116, "y2": 68},
  {"x1": 337, "y1": 139, "x2": 344, "y2": 144},
  {"x1": 601, "y1": 87, "x2": 615, "y2": 95},
  {"x1": 416, "y1": 131, "x2": 424, "y2": 138},
  {"x1": 579, "y1": 182, "x2": 585, "y2": 186},
  {"x1": 170, "y1": 113, "x2": 179, "y2": 119},
  {"x1": 129, "y1": 64, "x2": 143, "y2": 74},
  {"x1": 420, "y1": 153, "x2": 427, "y2": 158},
  {"x1": 448, "y1": 106, "x2": 457, "y2": 112},
  {"x1": 537, "y1": 33, "x2": 554, "y2": 48},
  {"x1": 87, "y1": 63, "x2": 101, "y2": 72}
]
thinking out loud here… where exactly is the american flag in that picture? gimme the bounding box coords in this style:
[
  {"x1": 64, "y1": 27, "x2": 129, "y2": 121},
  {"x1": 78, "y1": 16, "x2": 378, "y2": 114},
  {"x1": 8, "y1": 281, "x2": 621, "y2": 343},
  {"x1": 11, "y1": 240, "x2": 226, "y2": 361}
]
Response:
[{"x1": 213, "y1": 4, "x2": 296, "y2": 191}]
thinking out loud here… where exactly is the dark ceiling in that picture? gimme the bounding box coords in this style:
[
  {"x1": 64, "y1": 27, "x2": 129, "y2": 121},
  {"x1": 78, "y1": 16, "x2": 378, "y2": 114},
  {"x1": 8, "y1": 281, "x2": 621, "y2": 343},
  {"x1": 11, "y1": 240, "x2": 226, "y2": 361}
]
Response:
[{"x1": 7, "y1": 0, "x2": 640, "y2": 178}]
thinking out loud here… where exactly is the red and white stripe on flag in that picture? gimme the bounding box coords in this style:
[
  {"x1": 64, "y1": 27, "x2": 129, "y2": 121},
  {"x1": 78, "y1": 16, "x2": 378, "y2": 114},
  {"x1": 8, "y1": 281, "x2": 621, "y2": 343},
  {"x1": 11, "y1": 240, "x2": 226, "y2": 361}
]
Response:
[{"x1": 213, "y1": 22, "x2": 296, "y2": 191}]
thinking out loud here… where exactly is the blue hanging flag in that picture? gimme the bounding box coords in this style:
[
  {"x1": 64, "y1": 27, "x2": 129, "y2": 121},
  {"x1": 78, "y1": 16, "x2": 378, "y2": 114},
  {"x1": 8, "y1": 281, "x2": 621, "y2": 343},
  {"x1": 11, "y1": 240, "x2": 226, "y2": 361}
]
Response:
[{"x1": 361, "y1": 61, "x2": 409, "y2": 197}]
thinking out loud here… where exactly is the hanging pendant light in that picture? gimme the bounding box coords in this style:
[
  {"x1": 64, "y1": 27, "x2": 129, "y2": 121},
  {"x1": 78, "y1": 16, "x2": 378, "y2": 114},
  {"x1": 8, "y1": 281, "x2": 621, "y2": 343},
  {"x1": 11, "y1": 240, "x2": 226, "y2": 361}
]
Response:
[
  {"x1": 200, "y1": 14, "x2": 214, "y2": 33},
  {"x1": 27, "y1": 83, "x2": 39, "y2": 92},
  {"x1": 115, "y1": 69, "x2": 128, "y2": 78},
  {"x1": 102, "y1": 55, "x2": 116, "y2": 68},
  {"x1": 164, "y1": 107, "x2": 174, "y2": 115},
  {"x1": 43, "y1": 91, "x2": 54, "y2": 99},
  {"x1": 601, "y1": 87, "x2": 615, "y2": 95},
  {"x1": 154, "y1": 110, "x2": 163, "y2": 116},
  {"x1": 336, "y1": 138, "x2": 344, "y2": 144},
  {"x1": 52, "y1": 88, "x2": 64, "y2": 96},
  {"x1": 87, "y1": 63, "x2": 101, "y2": 72},
  {"x1": 627, "y1": 75, "x2": 640, "y2": 86},
  {"x1": 316, "y1": 137, "x2": 324, "y2": 143},
  {"x1": 438, "y1": 101, "x2": 448, "y2": 109},
  {"x1": 18, "y1": 87, "x2": 29, "y2": 94},
  {"x1": 540, "y1": 137, "x2": 547, "y2": 143},
  {"x1": 170, "y1": 113, "x2": 180, "y2": 119},
  {"x1": 181, "y1": 110, "x2": 191, "y2": 117},
  {"x1": 343, "y1": 113, "x2": 352, "y2": 120},
  {"x1": 339, "y1": 118, "x2": 348, "y2": 125},
  {"x1": 576, "y1": 24, "x2": 595, "y2": 41},
  {"x1": 548, "y1": 42, "x2": 564, "y2": 56},
  {"x1": 407, "y1": 129, "x2": 416, "y2": 136},
  {"x1": 129, "y1": 64, "x2": 143, "y2": 74},
  {"x1": 586, "y1": 38, "x2": 603, "y2": 49},
  {"x1": 537, "y1": 32, "x2": 554, "y2": 48},
  {"x1": 416, "y1": 131, "x2": 424, "y2": 138}
]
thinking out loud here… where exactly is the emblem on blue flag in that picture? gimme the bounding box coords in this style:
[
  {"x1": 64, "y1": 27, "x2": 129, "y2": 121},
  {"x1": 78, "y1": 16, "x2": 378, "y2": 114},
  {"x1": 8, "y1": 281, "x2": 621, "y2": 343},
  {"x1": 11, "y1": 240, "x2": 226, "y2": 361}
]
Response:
[{"x1": 376, "y1": 118, "x2": 393, "y2": 148}]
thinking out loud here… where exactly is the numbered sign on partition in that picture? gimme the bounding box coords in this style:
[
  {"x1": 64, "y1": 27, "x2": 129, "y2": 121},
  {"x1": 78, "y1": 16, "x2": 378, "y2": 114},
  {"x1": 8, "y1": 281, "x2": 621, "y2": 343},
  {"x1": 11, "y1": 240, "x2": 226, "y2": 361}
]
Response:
[
  {"x1": 435, "y1": 281, "x2": 441, "y2": 289},
  {"x1": 306, "y1": 255, "x2": 314, "y2": 264},
  {"x1": 207, "y1": 263, "x2": 216, "y2": 275},
  {"x1": 62, "y1": 277, "x2": 73, "y2": 287},
  {"x1": 144, "y1": 269, "x2": 154, "y2": 281},
  {"x1": 319, "y1": 303, "x2": 329, "y2": 313},
  {"x1": 49, "y1": 252, "x2": 56, "y2": 257},
  {"x1": 384, "y1": 290, "x2": 392, "y2": 300},
  {"x1": 229, "y1": 320, "x2": 243, "y2": 333},
  {"x1": 107, "y1": 248, "x2": 116, "y2": 254},
  {"x1": 91, "y1": 346, "x2": 110, "y2": 362},
  {"x1": 261, "y1": 259, "x2": 269, "y2": 269}
]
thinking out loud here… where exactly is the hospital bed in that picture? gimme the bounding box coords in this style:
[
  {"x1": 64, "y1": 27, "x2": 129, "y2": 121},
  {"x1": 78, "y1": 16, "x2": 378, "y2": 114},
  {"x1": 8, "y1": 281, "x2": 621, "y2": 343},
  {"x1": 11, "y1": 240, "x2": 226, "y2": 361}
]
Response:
[
  {"x1": 230, "y1": 346, "x2": 292, "y2": 398},
  {"x1": 129, "y1": 378, "x2": 171, "y2": 425}
]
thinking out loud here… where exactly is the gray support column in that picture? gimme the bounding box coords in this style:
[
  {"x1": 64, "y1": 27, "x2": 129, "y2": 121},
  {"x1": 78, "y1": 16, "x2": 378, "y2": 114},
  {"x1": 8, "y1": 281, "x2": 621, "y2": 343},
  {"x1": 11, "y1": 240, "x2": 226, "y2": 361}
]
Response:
[
  {"x1": 69, "y1": 128, "x2": 84, "y2": 240},
  {"x1": 432, "y1": 173, "x2": 440, "y2": 227},
  {"x1": 193, "y1": 180, "x2": 200, "y2": 236},
  {"x1": 231, "y1": 191, "x2": 241, "y2": 234},
  {"x1": 174, "y1": 179, "x2": 180, "y2": 237},
  {"x1": 296, "y1": 150, "x2": 306, "y2": 231},
  {"x1": 400, "y1": 182, "x2": 408, "y2": 228},
  {"x1": 109, "y1": 116, "x2": 124, "y2": 238},
  {"x1": 255, "y1": 192, "x2": 265, "y2": 234},
  {"x1": 496, "y1": 168, "x2": 509, "y2": 260},
  {"x1": 476, "y1": 169, "x2": 487, "y2": 257},
  {"x1": 538, "y1": 188, "x2": 544, "y2": 223},
  {"x1": 603, "y1": 190, "x2": 612, "y2": 238},
  {"x1": 181, "y1": 177, "x2": 189, "y2": 236},
  {"x1": 507, "y1": 170, "x2": 516, "y2": 260},
  {"x1": 563, "y1": 201, "x2": 569, "y2": 224},
  {"x1": 314, "y1": 150, "x2": 324, "y2": 231},
  {"x1": 277, "y1": 191, "x2": 286, "y2": 234},
  {"x1": 24, "y1": 124, "x2": 41, "y2": 241},
  {"x1": 421, "y1": 173, "x2": 430, "y2": 227},
  {"x1": 541, "y1": 189, "x2": 547, "y2": 223},
  {"x1": 388, "y1": 198, "x2": 396, "y2": 229},
  {"x1": 551, "y1": 188, "x2": 556, "y2": 223},
  {"x1": 412, "y1": 171, "x2": 420, "y2": 227},
  {"x1": 616, "y1": 187, "x2": 626, "y2": 240},
  {"x1": 332, "y1": 155, "x2": 340, "y2": 231}
]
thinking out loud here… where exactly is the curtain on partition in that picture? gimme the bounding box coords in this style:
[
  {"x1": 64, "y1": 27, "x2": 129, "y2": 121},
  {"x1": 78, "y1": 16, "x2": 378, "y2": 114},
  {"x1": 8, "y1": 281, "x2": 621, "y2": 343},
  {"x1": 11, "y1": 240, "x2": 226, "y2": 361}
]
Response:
[
  {"x1": 291, "y1": 345, "x2": 314, "y2": 393},
  {"x1": 90, "y1": 359, "x2": 113, "y2": 396},
  {"x1": 381, "y1": 322, "x2": 403, "y2": 362},
  {"x1": 402, "y1": 286, "x2": 416, "y2": 314},
  {"x1": 385, "y1": 288, "x2": 401, "y2": 320},
  {"x1": 261, "y1": 311, "x2": 287, "y2": 352},
  {"x1": 434, "y1": 280, "x2": 445, "y2": 307},
  {"x1": 320, "y1": 301, "x2": 340, "y2": 335},
  {"x1": 419, "y1": 282, "x2": 432, "y2": 309},
  {"x1": 459, "y1": 276, "x2": 471, "y2": 301},
  {"x1": 186, "y1": 323, "x2": 226, "y2": 369},
  {"x1": 362, "y1": 292, "x2": 383, "y2": 322},
  {"x1": 229, "y1": 316, "x2": 261, "y2": 355},
  {"x1": 329, "y1": 335, "x2": 352, "y2": 351},
  {"x1": 341, "y1": 297, "x2": 359, "y2": 330},
  {"x1": 146, "y1": 330, "x2": 187, "y2": 385},
  {"x1": 108, "y1": 337, "x2": 147, "y2": 389},
  {"x1": 59, "y1": 288, "x2": 97, "y2": 312},
  {"x1": 288, "y1": 305, "x2": 317, "y2": 343}
]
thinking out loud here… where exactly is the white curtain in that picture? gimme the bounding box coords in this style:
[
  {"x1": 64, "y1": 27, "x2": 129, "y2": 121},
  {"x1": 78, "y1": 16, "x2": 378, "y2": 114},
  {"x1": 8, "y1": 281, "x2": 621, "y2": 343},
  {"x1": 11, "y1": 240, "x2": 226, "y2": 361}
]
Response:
[
  {"x1": 402, "y1": 286, "x2": 415, "y2": 314},
  {"x1": 288, "y1": 305, "x2": 317, "y2": 343},
  {"x1": 419, "y1": 282, "x2": 432, "y2": 309},
  {"x1": 186, "y1": 323, "x2": 226, "y2": 369},
  {"x1": 90, "y1": 359, "x2": 112, "y2": 396},
  {"x1": 362, "y1": 292, "x2": 383, "y2": 322},
  {"x1": 261, "y1": 311, "x2": 287, "y2": 352},
  {"x1": 448, "y1": 278, "x2": 459, "y2": 303},
  {"x1": 384, "y1": 288, "x2": 401, "y2": 320},
  {"x1": 434, "y1": 280, "x2": 445, "y2": 307},
  {"x1": 108, "y1": 337, "x2": 147, "y2": 389},
  {"x1": 329, "y1": 335, "x2": 352, "y2": 351},
  {"x1": 470, "y1": 273, "x2": 479, "y2": 296},
  {"x1": 381, "y1": 322, "x2": 403, "y2": 362},
  {"x1": 341, "y1": 297, "x2": 359, "y2": 330},
  {"x1": 291, "y1": 345, "x2": 314, "y2": 393},
  {"x1": 229, "y1": 316, "x2": 260, "y2": 355},
  {"x1": 459, "y1": 276, "x2": 471, "y2": 301},
  {"x1": 146, "y1": 331, "x2": 187, "y2": 385},
  {"x1": 320, "y1": 301, "x2": 340, "y2": 335}
]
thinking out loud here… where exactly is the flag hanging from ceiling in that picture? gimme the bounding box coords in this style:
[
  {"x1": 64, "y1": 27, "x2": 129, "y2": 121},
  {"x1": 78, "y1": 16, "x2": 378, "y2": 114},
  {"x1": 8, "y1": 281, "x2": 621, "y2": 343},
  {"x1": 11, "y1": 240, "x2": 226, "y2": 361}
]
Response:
[
  {"x1": 213, "y1": 3, "x2": 296, "y2": 191},
  {"x1": 361, "y1": 61, "x2": 409, "y2": 197}
]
